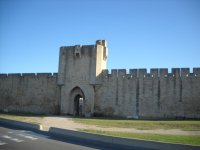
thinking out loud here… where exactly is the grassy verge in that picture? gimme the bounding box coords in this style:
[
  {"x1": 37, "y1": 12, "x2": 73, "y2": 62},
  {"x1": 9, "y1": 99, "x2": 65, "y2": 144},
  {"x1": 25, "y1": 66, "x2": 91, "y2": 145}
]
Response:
[
  {"x1": 73, "y1": 118, "x2": 200, "y2": 131},
  {"x1": 80, "y1": 129, "x2": 200, "y2": 146},
  {"x1": 0, "y1": 113, "x2": 44, "y2": 124}
]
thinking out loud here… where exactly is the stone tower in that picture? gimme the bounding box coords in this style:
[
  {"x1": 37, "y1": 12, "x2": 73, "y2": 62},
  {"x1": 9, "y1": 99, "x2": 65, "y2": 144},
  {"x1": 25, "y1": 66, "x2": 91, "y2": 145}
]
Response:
[
  {"x1": 57, "y1": 40, "x2": 108, "y2": 116},
  {"x1": 0, "y1": 40, "x2": 199, "y2": 119}
]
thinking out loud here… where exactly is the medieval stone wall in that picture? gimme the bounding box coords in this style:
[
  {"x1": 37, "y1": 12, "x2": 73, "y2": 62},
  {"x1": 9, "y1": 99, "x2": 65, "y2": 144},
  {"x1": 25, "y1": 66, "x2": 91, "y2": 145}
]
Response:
[
  {"x1": 0, "y1": 73, "x2": 59, "y2": 114},
  {"x1": 0, "y1": 41, "x2": 199, "y2": 119},
  {"x1": 94, "y1": 68, "x2": 200, "y2": 119}
]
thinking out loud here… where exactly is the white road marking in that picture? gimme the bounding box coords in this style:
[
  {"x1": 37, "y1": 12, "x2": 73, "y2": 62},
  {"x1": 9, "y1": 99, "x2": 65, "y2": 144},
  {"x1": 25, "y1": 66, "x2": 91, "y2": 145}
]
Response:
[
  {"x1": 18, "y1": 134, "x2": 38, "y2": 140},
  {"x1": 8, "y1": 130, "x2": 48, "y2": 139},
  {"x1": 2, "y1": 135, "x2": 24, "y2": 143},
  {"x1": 0, "y1": 141, "x2": 7, "y2": 145},
  {"x1": 2, "y1": 135, "x2": 12, "y2": 139},
  {"x1": 10, "y1": 138, "x2": 24, "y2": 143}
]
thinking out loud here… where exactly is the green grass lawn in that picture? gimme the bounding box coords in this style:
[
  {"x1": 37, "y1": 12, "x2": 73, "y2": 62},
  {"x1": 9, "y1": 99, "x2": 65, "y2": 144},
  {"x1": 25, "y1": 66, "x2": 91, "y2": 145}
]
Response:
[
  {"x1": 73, "y1": 118, "x2": 200, "y2": 131},
  {"x1": 80, "y1": 129, "x2": 200, "y2": 146},
  {"x1": 1, "y1": 113, "x2": 200, "y2": 145}
]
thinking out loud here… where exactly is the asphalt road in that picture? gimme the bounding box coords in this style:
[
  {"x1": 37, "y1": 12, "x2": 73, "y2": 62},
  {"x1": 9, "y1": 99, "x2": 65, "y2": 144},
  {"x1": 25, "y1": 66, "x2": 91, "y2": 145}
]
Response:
[{"x1": 0, "y1": 124, "x2": 151, "y2": 150}]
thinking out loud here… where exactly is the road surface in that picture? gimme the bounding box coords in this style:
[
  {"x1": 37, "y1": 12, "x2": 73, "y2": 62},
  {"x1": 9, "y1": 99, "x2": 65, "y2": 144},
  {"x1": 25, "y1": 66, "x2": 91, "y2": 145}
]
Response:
[{"x1": 0, "y1": 124, "x2": 148, "y2": 150}]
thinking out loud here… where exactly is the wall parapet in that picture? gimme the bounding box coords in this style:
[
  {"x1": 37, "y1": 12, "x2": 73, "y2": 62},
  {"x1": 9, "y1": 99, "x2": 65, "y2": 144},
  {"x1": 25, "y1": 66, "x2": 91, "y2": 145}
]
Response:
[
  {"x1": 1, "y1": 68, "x2": 199, "y2": 79},
  {"x1": 102, "y1": 68, "x2": 200, "y2": 79},
  {"x1": 0, "y1": 73, "x2": 58, "y2": 78}
]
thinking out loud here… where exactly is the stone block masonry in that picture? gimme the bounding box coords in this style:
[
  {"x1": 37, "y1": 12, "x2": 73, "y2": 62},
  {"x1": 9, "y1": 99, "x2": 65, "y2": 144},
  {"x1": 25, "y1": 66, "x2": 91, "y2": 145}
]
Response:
[
  {"x1": 0, "y1": 73, "x2": 59, "y2": 114},
  {"x1": 0, "y1": 40, "x2": 199, "y2": 119},
  {"x1": 95, "y1": 68, "x2": 200, "y2": 119}
]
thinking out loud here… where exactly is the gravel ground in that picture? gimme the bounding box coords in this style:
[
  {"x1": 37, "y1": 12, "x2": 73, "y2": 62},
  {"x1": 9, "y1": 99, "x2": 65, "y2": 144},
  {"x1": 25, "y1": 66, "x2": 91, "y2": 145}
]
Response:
[
  {"x1": 1, "y1": 115, "x2": 199, "y2": 135},
  {"x1": 39, "y1": 116, "x2": 200, "y2": 135}
]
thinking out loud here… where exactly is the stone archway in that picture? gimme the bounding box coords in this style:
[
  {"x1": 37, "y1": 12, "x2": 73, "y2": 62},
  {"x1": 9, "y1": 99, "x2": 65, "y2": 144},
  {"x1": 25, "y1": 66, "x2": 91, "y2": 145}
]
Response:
[
  {"x1": 69, "y1": 87, "x2": 85, "y2": 116},
  {"x1": 74, "y1": 94, "x2": 84, "y2": 116}
]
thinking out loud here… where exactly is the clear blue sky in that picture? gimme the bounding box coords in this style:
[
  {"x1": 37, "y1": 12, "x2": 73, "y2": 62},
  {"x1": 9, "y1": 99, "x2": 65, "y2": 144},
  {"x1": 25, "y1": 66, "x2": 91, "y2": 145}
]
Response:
[{"x1": 0, "y1": 0, "x2": 199, "y2": 73}]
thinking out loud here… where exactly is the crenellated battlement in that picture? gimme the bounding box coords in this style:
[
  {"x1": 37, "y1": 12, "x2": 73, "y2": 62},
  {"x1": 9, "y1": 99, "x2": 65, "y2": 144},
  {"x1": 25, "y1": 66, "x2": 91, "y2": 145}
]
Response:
[
  {"x1": 1, "y1": 67, "x2": 199, "y2": 81},
  {"x1": 102, "y1": 68, "x2": 200, "y2": 78},
  {"x1": 100, "y1": 67, "x2": 200, "y2": 119},
  {"x1": 96, "y1": 40, "x2": 107, "y2": 47},
  {"x1": 0, "y1": 73, "x2": 58, "y2": 78},
  {"x1": 1, "y1": 40, "x2": 200, "y2": 119}
]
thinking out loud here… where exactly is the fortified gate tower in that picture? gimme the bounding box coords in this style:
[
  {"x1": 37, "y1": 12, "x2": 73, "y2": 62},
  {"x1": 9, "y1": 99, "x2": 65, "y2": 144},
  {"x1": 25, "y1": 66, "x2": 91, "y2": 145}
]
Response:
[
  {"x1": 57, "y1": 40, "x2": 108, "y2": 117},
  {"x1": 0, "y1": 40, "x2": 199, "y2": 118}
]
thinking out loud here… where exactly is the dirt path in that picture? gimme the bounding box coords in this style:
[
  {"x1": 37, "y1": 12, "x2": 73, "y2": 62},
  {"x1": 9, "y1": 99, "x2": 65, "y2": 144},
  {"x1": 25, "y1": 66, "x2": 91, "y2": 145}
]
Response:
[{"x1": 40, "y1": 116, "x2": 200, "y2": 136}]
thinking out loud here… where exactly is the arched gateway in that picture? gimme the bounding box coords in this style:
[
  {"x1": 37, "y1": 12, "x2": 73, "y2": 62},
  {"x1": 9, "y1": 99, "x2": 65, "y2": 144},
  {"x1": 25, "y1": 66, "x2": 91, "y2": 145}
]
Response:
[
  {"x1": 69, "y1": 87, "x2": 85, "y2": 116},
  {"x1": 1, "y1": 40, "x2": 200, "y2": 119}
]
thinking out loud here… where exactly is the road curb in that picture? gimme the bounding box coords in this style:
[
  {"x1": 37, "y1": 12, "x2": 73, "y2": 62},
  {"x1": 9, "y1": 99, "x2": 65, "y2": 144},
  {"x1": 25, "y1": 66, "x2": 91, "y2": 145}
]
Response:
[
  {"x1": 0, "y1": 118, "x2": 43, "y2": 131},
  {"x1": 0, "y1": 118, "x2": 199, "y2": 150},
  {"x1": 49, "y1": 127, "x2": 200, "y2": 150}
]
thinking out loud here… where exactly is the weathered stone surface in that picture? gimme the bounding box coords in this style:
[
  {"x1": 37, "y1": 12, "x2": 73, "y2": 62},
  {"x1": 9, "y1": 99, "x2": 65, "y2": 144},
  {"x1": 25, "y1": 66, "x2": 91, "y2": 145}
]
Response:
[
  {"x1": 0, "y1": 73, "x2": 59, "y2": 114},
  {"x1": 0, "y1": 40, "x2": 199, "y2": 119}
]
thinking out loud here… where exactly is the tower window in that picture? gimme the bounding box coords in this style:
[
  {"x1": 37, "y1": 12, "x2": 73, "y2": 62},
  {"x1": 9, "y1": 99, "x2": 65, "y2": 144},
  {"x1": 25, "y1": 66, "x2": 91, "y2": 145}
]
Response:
[
  {"x1": 75, "y1": 52, "x2": 80, "y2": 57},
  {"x1": 74, "y1": 45, "x2": 82, "y2": 58},
  {"x1": 103, "y1": 47, "x2": 108, "y2": 60}
]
